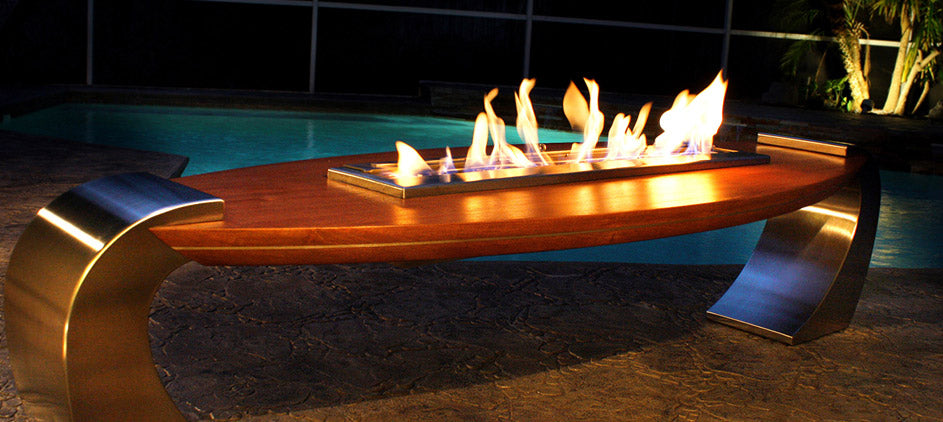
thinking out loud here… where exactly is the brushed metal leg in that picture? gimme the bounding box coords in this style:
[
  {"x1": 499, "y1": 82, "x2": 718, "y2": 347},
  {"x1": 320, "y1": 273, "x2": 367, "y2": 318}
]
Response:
[
  {"x1": 5, "y1": 173, "x2": 223, "y2": 421},
  {"x1": 707, "y1": 150, "x2": 880, "y2": 344}
]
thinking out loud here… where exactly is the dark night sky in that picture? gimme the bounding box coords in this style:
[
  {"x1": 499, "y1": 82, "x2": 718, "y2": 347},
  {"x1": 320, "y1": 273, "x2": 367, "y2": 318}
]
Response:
[{"x1": 0, "y1": 0, "x2": 907, "y2": 103}]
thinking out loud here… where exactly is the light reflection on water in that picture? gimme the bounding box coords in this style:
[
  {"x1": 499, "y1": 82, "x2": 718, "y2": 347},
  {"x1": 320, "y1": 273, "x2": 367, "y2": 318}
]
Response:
[
  {"x1": 871, "y1": 171, "x2": 942, "y2": 268},
  {"x1": 2, "y1": 103, "x2": 939, "y2": 268}
]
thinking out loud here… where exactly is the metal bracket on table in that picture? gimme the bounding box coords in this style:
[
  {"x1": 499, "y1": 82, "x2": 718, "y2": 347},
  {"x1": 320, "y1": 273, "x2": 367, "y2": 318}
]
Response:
[
  {"x1": 707, "y1": 134, "x2": 881, "y2": 344},
  {"x1": 5, "y1": 173, "x2": 223, "y2": 421}
]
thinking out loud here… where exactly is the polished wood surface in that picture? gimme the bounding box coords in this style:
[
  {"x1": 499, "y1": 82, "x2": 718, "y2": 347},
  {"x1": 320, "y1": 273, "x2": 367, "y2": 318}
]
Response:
[{"x1": 150, "y1": 143, "x2": 866, "y2": 265}]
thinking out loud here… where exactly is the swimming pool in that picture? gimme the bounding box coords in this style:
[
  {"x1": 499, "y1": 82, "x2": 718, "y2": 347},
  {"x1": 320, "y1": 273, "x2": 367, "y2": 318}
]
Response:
[{"x1": 3, "y1": 103, "x2": 939, "y2": 268}]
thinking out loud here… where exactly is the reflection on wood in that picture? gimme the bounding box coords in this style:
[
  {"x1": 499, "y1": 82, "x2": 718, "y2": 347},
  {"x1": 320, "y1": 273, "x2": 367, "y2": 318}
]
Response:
[{"x1": 151, "y1": 143, "x2": 863, "y2": 266}]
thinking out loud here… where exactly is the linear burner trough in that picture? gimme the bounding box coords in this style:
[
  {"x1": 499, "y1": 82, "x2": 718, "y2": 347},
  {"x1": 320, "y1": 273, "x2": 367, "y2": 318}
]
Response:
[{"x1": 328, "y1": 145, "x2": 770, "y2": 198}]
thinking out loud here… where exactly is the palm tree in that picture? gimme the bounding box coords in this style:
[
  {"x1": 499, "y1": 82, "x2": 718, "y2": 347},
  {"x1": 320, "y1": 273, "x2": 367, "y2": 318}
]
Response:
[
  {"x1": 871, "y1": 0, "x2": 942, "y2": 115},
  {"x1": 835, "y1": 0, "x2": 872, "y2": 112},
  {"x1": 909, "y1": 49, "x2": 941, "y2": 113},
  {"x1": 777, "y1": 0, "x2": 872, "y2": 111}
]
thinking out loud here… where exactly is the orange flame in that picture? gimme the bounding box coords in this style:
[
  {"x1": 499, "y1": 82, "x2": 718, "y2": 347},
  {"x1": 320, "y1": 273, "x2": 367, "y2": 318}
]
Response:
[
  {"x1": 605, "y1": 101, "x2": 651, "y2": 160},
  {"x1": 570, "y1": 78, "x2": 606, "y2": 163},
  {"x1": 515, "y1": 78, "x2": 551, "y2": 165},
  {"x1": 563, "y1": 81, "x2": 589, "y2": 132},
  {"x1": 567, "y1": 78, "x2": 606, "y2": 163},
  {"x1": 652, "y1": 71, "x2": 727, "y2": 156},
  {"x1": 463, "y1": 88, "x2": 536, "y2": 171},
  {"x1": 395, "y1": 141, "x2": 433, "y2": 179},
  {"x1": 465, "y1": 112, "x2": 490, "y2": 170},
  {"x1": 392, "y1": 71, "x2": 728, "y2": 178}
]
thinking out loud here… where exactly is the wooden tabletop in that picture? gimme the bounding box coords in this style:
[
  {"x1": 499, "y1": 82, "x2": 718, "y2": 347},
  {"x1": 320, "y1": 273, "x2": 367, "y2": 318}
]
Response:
[{"x1": 150, "y1": 142, "x2": 865, "y2": 266}]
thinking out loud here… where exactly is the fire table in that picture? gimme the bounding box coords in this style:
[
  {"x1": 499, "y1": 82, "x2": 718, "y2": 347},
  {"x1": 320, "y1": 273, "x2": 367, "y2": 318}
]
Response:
[{"x1": 5, "y1": 134, "x2": 879, "y2": 421}]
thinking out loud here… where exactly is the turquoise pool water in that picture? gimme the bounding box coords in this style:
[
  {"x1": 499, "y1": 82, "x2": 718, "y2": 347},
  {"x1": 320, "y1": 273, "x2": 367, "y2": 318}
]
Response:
[{"x1": 3, "y1": 103, "x2": 939, "y2": 268}]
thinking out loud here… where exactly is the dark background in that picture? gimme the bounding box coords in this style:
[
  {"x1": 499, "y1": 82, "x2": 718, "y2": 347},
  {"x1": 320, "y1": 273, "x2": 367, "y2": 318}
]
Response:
[{"x1": 0, "y1": 0, "x2": 913, "y2": 104}]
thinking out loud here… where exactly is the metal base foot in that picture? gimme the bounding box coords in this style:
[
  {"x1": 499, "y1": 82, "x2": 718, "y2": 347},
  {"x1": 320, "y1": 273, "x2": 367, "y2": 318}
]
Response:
[
  {"x1": 707, "y1": 136, "x2": 881, "y2": 344},
  {"x1": 5, "y1": 173, "x2": 223, "y2": 421}
]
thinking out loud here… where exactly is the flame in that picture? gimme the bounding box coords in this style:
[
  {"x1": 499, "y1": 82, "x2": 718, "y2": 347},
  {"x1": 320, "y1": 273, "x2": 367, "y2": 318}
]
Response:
[
  {"x1": 567, "y1": 78, "x2": 606, "y2": 163},
  {"x1": 652, "y1": 71, "x2": 727, "y2": 156},
  {"x1": 391, "y1": 71, "x2": 728, "y2": 178},
  {"x1": 563, "y1": 81, "x2": 589, "y2": 132},
  {"x1": 438, "y1": 146, "x2": 455, "y2": 174},
  {"x1": 482, "y1": 88, "x2": 506, "y2": 164},
  {"x1": 394, "y1": 141, "x2": 432, "y2": 179},
  {"x1": 515, "y1": 78, "x2": 551, "y2": 165},
  {"x1": 463, "y1": 88, "x2": 536, "y2": 171},
  {"x1": 605, "y1": 102, "x2": 651, "y2": 160},
  {"x1": 465, "y1": 112, "x2": 489, "y2": 170},
  {"x1": 562, "y1": 80, "x2": 649, "y2": 163}
]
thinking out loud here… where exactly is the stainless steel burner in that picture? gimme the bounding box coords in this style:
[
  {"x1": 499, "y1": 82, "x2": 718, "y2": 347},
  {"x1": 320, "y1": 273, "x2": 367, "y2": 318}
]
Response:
[{"x1": 328, "y1": 146, "x2": 770, "y2": 198}]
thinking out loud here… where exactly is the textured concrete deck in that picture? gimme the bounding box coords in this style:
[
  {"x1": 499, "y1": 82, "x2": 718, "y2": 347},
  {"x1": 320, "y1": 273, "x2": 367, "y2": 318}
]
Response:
[{"x1": 1, "y1": 130, "x2": 941, "y2": 421}]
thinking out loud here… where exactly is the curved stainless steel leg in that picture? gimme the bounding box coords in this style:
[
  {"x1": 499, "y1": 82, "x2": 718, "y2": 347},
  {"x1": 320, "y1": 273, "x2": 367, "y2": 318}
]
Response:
[
  {"x1": 5, "y1": 173, "x2": 223, "y2": 421},
  {"x1": 707, "y1": 137, "x2": 881, "y2": 344}
]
